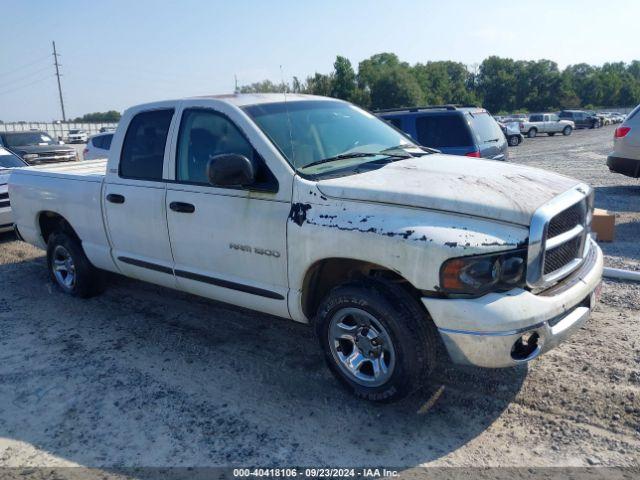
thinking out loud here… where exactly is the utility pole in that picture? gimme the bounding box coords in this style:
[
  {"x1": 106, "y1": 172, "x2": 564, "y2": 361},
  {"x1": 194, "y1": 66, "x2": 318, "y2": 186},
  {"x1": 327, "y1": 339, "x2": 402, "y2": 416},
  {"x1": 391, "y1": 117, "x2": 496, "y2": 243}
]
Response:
[
  {"x1": 234, "y1": 75, "x2": 239, "y2": 94},
  {"x1": 52, "y1": 41, "x2": 66, "y2": 122}
]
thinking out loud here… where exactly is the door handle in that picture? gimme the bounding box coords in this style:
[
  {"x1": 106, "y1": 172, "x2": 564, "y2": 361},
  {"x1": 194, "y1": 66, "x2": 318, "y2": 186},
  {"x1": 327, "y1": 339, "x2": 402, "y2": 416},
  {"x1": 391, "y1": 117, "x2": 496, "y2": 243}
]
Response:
[
  {"x1": 169, "y1": 201, "x2": 195, "y2": 213},
  {"x1": 106, "y1": 193, "x2": 125, "y2": 204}
]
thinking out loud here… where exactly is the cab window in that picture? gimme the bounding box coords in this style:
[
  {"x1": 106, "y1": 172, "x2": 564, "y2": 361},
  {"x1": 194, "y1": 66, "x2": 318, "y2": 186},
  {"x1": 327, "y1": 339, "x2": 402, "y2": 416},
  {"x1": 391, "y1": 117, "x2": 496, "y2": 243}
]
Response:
[
  {"x1": 175, "y1": 109, "x2": 277, "y2": 190},
  {"x1": 120, "y1": 109, "x2": 174, "y2": 180}
]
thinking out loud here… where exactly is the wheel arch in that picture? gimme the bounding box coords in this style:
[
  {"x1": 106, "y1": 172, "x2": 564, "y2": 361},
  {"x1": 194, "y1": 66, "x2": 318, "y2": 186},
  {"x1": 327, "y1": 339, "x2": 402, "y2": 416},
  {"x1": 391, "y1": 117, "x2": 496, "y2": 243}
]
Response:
[
  {"x1": 300, "y1": 257, "x2": 425, "y2": 321},
  {"x1": 38, "y1": 211, "x2": 81, "y2": 245}
]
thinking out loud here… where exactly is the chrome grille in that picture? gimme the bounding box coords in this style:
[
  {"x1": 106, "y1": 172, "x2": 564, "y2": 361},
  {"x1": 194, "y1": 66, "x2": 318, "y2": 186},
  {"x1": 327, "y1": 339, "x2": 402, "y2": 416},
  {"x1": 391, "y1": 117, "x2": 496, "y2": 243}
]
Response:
[
  {"x1": 544, "y1": 235, "x2": 583, "y2": 274},
  {"x1": 547, "y1": 202, "x2": 585, "y2": 237},
  {"x1": 527, "y1": 184, "x2": 593, "y2": 290}
]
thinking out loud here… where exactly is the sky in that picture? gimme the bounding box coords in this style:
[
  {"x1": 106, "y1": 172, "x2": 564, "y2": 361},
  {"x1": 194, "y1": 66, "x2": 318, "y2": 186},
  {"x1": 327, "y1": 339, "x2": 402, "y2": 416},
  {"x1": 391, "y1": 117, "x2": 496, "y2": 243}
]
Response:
[{"x1": 1, "y1": 0, "x2": 639, "y2": 121}]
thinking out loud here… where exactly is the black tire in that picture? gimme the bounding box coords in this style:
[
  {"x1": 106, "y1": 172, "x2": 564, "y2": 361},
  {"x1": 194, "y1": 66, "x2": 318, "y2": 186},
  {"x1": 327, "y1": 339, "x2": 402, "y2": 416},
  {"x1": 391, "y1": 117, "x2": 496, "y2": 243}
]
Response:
[
  {"x1": 508, "y1": 135, "x2": 520, "y2": 147},
  {"x1": 562, "y1": 126, "x2": 573, "y2": 136},
  {"x1": 46, "y1": 232, "x2": 104, "y2": 298},
  {"x1": 548, "y1": 132, "x2": 556, "y2": 136},
  {"x1": 315, "y1": 279, "x2": 438, "y2": 402},
  {"x1": 527, "y1": 128, "x2": 537, "y2": 138}
]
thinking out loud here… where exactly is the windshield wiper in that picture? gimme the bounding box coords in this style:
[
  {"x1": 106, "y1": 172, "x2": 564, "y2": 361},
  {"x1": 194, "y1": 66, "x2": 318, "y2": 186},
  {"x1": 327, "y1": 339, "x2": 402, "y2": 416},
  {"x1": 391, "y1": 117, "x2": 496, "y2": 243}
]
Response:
[
  {"x1": 302, "y1": 151, "x2": 410, "y2": 169},
  {"x1": 380, "y1": 143, "x2": 439, "y2": 155}
]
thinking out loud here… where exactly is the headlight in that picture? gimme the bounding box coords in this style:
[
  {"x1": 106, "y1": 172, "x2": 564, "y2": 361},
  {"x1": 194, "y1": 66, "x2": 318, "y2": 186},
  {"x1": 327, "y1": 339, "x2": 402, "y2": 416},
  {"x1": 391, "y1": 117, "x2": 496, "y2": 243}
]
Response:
[
  {"x1": 440, "y1": 249, "x2": 527, "y2": 295},
  {"x1": 22, "y1": 154, "x2": 38, "y2": 160}
]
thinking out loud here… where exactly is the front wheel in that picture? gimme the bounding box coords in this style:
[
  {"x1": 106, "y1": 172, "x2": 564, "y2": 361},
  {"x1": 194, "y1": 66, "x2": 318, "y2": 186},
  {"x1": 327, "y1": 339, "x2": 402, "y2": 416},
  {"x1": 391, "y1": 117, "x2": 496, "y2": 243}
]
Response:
[
  {"x1": 563, "y1": 126, "x2": 573, "y2": 136},
  {"x1": 316, "y1": 280, "x2": 438, "y2": 402},
  {"x1": 47, "y1": 232, "x2": 104, "y2": 297}
]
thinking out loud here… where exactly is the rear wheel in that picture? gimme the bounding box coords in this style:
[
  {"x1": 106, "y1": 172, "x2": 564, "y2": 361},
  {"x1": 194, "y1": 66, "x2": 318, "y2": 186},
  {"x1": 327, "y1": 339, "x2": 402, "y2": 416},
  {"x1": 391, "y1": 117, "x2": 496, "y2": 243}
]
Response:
[
  {"x1": 527, "y1": 128, "x2": 537, "y2": 138},
  {"x1": 47, "y1": 232, "x2": 104, "y2": 298},
  {"x1": 508, "y1": 135, "x2": 520, "y2": 146},
  {"x1": 562, "y1": 126, "x2": 573, "y2": 136},
  {"x1": 316, "y1": 280, "x2": 438, "y2": 402}
]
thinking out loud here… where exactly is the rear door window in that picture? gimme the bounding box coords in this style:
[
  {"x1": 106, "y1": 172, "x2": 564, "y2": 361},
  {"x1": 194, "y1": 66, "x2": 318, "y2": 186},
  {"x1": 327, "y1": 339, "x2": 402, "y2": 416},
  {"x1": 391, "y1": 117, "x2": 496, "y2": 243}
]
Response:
[
  {"x1": 529, "y1": 114, "x2": 543, "y2": 122},
  {"x1": 415, "y1": 114, "x2": 473, "y2": 148},
  {"x1": 120, "y1": 109, "x2": 174, "y2": 180},
  {"x1": 468, "y1": 112, "x2": 504, "y2": 144}
]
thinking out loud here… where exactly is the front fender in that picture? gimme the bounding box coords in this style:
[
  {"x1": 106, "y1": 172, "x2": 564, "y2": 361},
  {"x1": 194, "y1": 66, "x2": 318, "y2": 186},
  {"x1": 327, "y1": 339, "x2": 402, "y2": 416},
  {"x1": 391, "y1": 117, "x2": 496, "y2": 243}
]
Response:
[{"x1": 287, "y1": 187, "x2": 529, "y2": 321}]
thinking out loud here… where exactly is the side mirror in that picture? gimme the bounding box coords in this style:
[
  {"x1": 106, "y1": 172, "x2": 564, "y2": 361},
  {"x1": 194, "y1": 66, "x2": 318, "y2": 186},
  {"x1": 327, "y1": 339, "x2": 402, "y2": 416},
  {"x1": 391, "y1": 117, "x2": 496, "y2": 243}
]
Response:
[{"x1": 207, "y1": 153, "x2": 256, "y2": 187}]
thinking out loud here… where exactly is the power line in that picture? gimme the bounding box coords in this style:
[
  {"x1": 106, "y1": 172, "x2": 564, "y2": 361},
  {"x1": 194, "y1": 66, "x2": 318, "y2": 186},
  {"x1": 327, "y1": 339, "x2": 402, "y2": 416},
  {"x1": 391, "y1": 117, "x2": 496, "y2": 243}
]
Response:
[
  {"x1": 0, "y1": 65, "x2": 52, "y2": 89},
  {"x1": 0, "y1": 75, "x2": 53, "y2": 97},
  {"x1": 0, "y1": 54, "x2": 51, "y2": 79}
]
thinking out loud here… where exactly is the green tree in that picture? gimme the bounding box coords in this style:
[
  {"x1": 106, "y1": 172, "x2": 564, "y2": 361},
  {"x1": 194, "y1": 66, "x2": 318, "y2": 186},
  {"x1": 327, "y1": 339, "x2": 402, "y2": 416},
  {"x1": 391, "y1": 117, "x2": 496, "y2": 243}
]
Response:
[
  {"x1": 239, "y1": 80, "x2": 288, "y2": 93},
  {"x1": 304, "y1": 72, "x2": 333, "y2": 97},
  {"x1": 369, "y1": 67, "x2": 423, "y2": 110},
  {"x1": 331, "y1": 56, "x2": 357, "y2": 101},
  {"x1": 72, "y1": 111, "x2": 121, "y2": 122}
]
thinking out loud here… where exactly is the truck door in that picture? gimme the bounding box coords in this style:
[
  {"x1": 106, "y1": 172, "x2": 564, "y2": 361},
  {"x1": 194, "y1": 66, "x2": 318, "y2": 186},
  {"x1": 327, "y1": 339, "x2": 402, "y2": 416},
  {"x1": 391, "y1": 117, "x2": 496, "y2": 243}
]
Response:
[
  {"x1": 541, "y1": 115, "x2": 550, "y2": 132},
  {"x1": 103, "y1": 108, "x2": 177, "y2": 289},
  {"x1": 165, "y1": 107, "x2": 290, "y2": 318}
]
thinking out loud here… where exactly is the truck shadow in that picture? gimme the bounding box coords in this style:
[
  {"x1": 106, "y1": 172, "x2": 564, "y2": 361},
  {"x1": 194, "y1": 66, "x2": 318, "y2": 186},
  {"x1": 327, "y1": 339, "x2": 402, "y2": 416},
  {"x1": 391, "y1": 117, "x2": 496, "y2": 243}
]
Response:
[{"x1": 0, "y1": 258, "x2": 526, "y2": 469}]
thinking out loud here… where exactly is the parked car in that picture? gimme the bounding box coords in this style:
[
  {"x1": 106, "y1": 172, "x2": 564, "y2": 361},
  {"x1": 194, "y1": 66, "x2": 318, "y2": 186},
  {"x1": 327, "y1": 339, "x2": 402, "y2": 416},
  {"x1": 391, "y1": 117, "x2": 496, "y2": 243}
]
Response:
[
  {"x1": 67, "y1": 129, "x2": 88, "y2": 143},
  {"x1": 9, "y1": 94, "x2": 602, "y2": 402},
  {"x1": 0, "y1": 131, "x2": 77, "y2": 165},
  {"x1": 519, "y1": 113, "x2": 574, "y2": 138},
  {"x1": 498, "y1": 121, "x2": 524, "y2": 146},
  {"x1": 378, "y1": 105, "x2": 508, "y2": 160},
  {"x1": 505, "y1": 113, "x2": 529, "y2": 122},
  {"x1": 610, "y1": 112, "x2": 626, "y2": 123},
  {"x1": 83, "y1": 132, "x2": 114, "y2": 160},
  {"x1": 0, "y1": 147, "x2": 28, "y2": 232},
  {"x1": 99, "y1": 126, "x2": 117, "y2": 133},
  {"x1": 607, "y1": 104, "x2": 640, "y2": 178},
  {"x1": 558, "y1": 110, "x2": 601, "y2": 129}
]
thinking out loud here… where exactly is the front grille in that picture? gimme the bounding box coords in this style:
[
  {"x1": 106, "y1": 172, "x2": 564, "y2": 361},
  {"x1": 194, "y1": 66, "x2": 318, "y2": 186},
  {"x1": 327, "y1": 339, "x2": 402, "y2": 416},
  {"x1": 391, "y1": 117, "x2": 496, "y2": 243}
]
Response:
[
  {"x1": 544, "y1": 236, "x2": 582, "y2": 274},
  {"x1": 542, "y1": 200, "x2": 588, "y2": 277},
  {"x1": 527, "y1": 184, "x2": 592, "y2": 290},
  {"x1": 547, "y1": 201, "x2": 584, "y2": 237}
]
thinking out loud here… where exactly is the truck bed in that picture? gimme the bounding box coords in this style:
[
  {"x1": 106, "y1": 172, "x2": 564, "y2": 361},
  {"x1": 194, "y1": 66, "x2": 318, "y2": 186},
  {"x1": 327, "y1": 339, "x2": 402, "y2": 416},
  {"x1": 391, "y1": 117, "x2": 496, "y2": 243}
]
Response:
[
  {"x1": 9, "y1": 159, "x2": 113, "y2": 270},
  {"x1": 22, "y1": 159, "x2": 107, "y2": 181}
]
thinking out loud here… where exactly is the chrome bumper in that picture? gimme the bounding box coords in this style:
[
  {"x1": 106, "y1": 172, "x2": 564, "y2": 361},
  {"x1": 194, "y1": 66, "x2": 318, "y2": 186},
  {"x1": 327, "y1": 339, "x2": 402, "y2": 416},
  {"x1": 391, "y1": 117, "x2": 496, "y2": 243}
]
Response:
[{"x1": 423, "y1": 239, "x2": 603, "y2": 368}]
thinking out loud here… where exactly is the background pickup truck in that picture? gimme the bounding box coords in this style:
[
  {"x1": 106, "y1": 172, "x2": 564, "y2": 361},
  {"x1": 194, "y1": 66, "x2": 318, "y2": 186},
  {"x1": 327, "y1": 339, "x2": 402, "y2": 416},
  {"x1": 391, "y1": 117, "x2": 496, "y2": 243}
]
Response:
[
  {"x1": 0, "y1": 131, "x2": 77, "y2": 165},
  {"x1": 520, "y1": 113, "x2": 574, "y2": 138},
  {"x1": 9, "y1": 94, "x2": 603, "y2": 402}
]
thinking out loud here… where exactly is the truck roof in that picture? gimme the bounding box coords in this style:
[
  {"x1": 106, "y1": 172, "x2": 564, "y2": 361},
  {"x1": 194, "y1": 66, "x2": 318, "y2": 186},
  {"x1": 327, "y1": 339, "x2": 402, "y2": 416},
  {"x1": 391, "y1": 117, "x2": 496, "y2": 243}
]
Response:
[{"x1": 132, "y1": 93, "x2": 334, "y2": 110}]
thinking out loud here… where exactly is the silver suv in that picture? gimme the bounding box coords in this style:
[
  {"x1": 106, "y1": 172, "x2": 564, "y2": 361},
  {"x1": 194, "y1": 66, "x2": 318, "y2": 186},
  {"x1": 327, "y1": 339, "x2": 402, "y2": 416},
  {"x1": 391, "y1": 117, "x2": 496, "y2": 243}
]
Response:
[{"x1": 607, "y1": 104, "x2": 640, "y2": 178}]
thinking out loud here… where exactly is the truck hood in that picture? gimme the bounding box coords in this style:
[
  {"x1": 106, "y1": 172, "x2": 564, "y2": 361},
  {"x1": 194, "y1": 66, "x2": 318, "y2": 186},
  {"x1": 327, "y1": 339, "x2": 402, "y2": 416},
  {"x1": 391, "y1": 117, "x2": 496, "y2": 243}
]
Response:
[{"x1": 316, "y1": 155, "x2": 580, "y2": 226}]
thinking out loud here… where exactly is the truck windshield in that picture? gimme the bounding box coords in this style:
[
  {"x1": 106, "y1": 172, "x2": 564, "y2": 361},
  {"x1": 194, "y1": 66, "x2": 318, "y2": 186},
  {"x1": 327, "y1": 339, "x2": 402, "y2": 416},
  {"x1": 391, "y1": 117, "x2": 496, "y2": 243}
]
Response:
[
  {"x1": 243, "y1": 100, "x2": 415, "y2": 174},
  {"x1": 2, "y1": 132, "x2": 55, "y2": 147}
]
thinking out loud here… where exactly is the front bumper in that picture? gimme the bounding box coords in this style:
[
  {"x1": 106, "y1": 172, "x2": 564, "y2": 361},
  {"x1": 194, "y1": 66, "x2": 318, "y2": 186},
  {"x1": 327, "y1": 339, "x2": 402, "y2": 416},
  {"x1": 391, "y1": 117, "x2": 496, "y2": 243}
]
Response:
[
  {"x1": 607, "y1": 155, "x2": 640, "y2": 178},
  {"x1": 422, "y1": 239, "x2": 603, "y2": 368}
]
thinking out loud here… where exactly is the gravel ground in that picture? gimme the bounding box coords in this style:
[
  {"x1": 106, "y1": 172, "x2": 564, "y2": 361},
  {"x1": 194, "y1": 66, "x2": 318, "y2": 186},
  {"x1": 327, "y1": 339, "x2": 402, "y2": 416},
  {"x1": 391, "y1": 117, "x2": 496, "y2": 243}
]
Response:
[{"x1": 0, "y1": 126, "x2": 638, "y2": 473}]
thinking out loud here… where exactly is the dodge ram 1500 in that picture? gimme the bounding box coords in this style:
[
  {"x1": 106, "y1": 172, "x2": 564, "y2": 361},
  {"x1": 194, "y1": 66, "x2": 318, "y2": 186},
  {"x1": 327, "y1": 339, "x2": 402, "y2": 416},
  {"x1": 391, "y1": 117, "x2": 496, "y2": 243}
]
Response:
[{"x1": 9, "y1": 94, "x2": 603, "y2": 401}]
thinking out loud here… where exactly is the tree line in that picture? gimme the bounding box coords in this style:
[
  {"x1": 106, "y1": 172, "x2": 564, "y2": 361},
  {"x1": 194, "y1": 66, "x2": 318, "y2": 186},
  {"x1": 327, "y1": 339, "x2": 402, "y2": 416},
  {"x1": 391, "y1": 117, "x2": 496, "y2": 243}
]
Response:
[
  {"x1": 70, "y1": 110, "x2": 121, "y2": 122},
  {"x1": 240, "y1": 54, "x2": 640, "y2": 114}
]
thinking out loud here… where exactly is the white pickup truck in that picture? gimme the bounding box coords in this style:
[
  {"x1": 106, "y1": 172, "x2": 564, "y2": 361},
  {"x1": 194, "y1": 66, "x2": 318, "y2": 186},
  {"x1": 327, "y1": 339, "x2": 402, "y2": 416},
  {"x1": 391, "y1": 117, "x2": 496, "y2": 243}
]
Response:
[
  {"x1": 520, "y1": 113, "x2": 575, "y2": 138},
  {"x1": 9, "y1": 94, "x2": 603, "y2": 401}
]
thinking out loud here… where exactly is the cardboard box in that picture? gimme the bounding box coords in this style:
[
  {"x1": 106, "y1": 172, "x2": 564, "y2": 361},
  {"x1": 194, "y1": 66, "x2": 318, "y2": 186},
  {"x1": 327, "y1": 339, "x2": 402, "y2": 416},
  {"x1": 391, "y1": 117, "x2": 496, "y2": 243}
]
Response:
[{"x1": 591, "y1": 208, "x2": 615, "y2": 242}]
